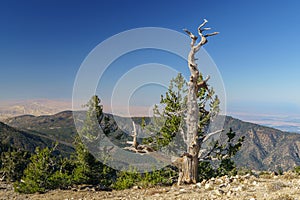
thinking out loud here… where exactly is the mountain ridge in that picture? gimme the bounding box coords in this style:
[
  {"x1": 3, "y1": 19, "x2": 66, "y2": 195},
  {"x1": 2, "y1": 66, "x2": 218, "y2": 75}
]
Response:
[
  {"x1": 0, "y1": 121, "x2": 73, "y2": 156},
  {"x1": 224, "y1": 116, "x2": 300, "y2": 170},
  {"x1": 2, "y1": 111, "x2": 300, "y2": 171}
]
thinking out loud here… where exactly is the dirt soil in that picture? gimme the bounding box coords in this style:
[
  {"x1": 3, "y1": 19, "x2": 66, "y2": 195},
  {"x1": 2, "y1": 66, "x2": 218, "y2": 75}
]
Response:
[{"x1": 1, "y1": 173, "x2": 300, "y2": 200}]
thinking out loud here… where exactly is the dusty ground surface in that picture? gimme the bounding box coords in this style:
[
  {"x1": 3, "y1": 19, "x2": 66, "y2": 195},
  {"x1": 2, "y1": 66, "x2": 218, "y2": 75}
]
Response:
[{"x1": 1, "y1": 173, "x2": 300, "y2": 200}]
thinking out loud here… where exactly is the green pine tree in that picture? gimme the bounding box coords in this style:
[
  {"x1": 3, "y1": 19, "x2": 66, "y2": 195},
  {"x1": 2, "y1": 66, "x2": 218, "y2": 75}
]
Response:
[
  {"x1": 72, "y1": 95, "x2": 115, "y2": 186},
  {"x1": 0, "y1": 147, "x2": 30, "y2": 182},
  {"x1": 143, "y1": 73, "x2": 187, "y2": 153},
  {"x1": 79, "y1": 95, "x2": 104, "y2": 140},
  {"x1": 14, "y1": 145, "x2": 59, "y2": 193}
]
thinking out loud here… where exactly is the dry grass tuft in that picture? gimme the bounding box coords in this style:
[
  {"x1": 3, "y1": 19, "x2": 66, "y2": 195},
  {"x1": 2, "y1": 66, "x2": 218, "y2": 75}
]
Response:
[
  {"x1": 266, "y1": 181, "x2": 288, "y2": 192},
  {"x1": 282, "y1": 171, "x2": 299, "y2": 180},
  {"x1": 269, "y1": 193, "x2": 294, "y2": 200}
]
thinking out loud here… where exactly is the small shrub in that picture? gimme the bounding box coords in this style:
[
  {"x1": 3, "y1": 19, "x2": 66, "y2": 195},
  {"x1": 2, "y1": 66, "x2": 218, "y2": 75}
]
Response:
[
  {"x1": 113, "y1": 168, "x2": 141, "y2": 190},
  {"x1": 113, "y1": 166, "x2": 176, "y2": 190},
  {"x1": 216, "y1": 158, "x2": 237, "y2": 177},
  {"x1": 270, "y1": 194, "x2": 294, "y2": 200},
  {"x1": 293, "y1": 166, "x2": 300, "y2": 175},
  {"x1": 282, "y1": 171, "x2": 298, "y2": 180},
  {"x1": 277, "y1": 167, "x2": 284, "y2": 175},
  {"x1": 237, "y1": 167, "x2": 254, "y2": 176},
  {"x1": 259, "y1": 171, "x2": 273, "y2": 179},
  {"x1": 140, "y1": 167, "x2": 175, "y2": 187},
  {"x1": 198, "y1": 161, "x2": 215, "y2": 181},
  {"x1": 266, "y1": 181, "x2": 287, "y2": 192}
]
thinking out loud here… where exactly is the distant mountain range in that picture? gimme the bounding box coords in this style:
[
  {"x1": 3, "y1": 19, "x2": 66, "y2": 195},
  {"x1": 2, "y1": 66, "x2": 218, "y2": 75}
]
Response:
[
  {"x1": 1, "y1": 111, "x2": 300, "y2": 171},
  {"x1": 229, "y1": 112, "x2": 300, "y2": 134},
  {"x1": 0, "y1": 99, "x2": 71, "y2": 121},
  {"x1": 1, "y1": 99, "x2": 299, "y2": 134}
]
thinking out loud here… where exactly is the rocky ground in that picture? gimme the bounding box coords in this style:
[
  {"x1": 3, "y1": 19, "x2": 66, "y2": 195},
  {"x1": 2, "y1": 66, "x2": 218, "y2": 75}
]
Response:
[{"x1": 1, "y1": 172, "x2": 300, "y2": 200}]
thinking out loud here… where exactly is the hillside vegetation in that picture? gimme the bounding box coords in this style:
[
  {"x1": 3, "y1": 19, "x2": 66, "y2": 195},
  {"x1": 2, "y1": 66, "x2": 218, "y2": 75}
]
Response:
[{"x1": 3, "y1": 112, "x2": 300, "y2": 171}]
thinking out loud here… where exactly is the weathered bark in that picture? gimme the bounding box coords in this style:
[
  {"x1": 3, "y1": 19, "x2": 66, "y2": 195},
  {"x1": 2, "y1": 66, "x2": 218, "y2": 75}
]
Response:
[{"x1": 175, "y1": 19, "x2": 219, "y2": 185}]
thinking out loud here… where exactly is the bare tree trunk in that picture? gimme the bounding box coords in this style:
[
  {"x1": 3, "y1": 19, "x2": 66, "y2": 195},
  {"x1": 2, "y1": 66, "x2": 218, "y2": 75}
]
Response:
[
  {"x1": 132, "y1": 121, "x2": 138, "y2": 149},
  {"x1": 176, "y1": 19, "x2": 218, "y2": 185}
]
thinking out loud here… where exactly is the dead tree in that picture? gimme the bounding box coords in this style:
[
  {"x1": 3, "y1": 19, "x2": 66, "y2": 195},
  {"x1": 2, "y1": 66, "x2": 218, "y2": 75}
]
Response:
[
  {"x1": 124, "y1": 20, "x2": 219, "y2": 185},
  {"x1": 124, "y1": 121, "x2": 154, "y2": 154},
  {"x1": 128, "y1": 121, "x2": 139, "y2": 149},
  {"x1": 173, "y1": 19, "x2": 219, "y2": 185}
]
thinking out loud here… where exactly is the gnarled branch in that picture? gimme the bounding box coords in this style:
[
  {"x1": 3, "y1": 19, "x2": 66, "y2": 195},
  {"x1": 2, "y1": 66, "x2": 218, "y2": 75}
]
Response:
[
  {"x1": 202, "y1": 129, "x2": 224, "y2": 143},
  {"x1": 184, "y1": 19, "x2": 219, "y2": 85},
  {"x1": 197, "y1": 75, "x2": 210, "y2": 90}
]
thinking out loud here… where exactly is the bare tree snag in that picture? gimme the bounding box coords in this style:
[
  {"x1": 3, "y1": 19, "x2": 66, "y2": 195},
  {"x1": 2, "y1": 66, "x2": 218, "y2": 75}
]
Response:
[
  {"x1": 125, "y1": 121, "x2": 154, "y2": 154},
  {"x1": 123, "y1": 20, "x2": 219, "y2": 185},
  {"x1": 174, "y1": 19, "x2": 219, "y2": 185},
  {"x1": 131, "y1": 121, "x2": 138, "y2": 149}
]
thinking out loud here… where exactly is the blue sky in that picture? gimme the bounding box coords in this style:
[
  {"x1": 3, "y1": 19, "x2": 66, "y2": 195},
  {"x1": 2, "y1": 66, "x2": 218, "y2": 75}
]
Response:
[{"x1": 1, "y1": 0, "x2": 300, "y2": 116}]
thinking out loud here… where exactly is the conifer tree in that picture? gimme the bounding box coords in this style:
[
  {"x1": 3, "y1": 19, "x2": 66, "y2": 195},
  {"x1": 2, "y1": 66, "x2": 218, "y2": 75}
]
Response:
[
  {"x1": 0, "y1": 148, "x2": 30, "y2": 182},
  {"x1": 15, "y1": 146, "x2": 59, "y2": 193},
  {"x1": 73, "y1": 95, "x2": 115, "y2": 186}
]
